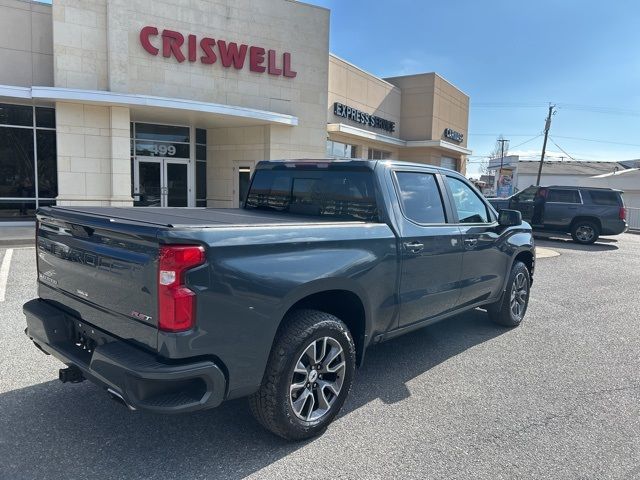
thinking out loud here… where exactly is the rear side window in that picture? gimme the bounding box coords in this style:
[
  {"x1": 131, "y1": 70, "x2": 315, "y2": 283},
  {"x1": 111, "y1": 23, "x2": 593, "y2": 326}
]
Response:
[
  {"x1": 547, "y1": 189, "x2": 581, "y2": 203},
  {"x1": 588, "y1": 190, "x2": 621, "y2": 206},
  {"x1": 395, "y1": 172, "x2": 446, "y2": 224},
  {"x1": 446, "y1": 176, "x2": 490, "y2": 223},
  {"x1": 245, "y1": 168, "x2": 379, "y2": 221}
]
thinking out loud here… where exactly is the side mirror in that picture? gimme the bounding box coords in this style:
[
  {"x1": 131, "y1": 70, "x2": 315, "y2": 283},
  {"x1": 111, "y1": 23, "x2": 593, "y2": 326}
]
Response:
[{"x1": 498, "y1": 209, "x2": 522, "y2": 227}]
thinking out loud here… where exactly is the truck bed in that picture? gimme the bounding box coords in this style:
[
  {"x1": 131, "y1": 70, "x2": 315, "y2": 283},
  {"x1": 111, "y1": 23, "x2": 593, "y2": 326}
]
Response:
[{"x1": 40, "y1": 207, "x2": 364, "y2": 228}]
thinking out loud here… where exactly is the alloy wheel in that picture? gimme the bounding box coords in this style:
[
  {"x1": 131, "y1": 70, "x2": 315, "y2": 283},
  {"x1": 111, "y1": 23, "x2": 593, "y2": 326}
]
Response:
[
  {"x1": 289, "y1": 337, "x2": 346, "y2": 422},
  {"x1": 576, "y1": 225, "x2": 595, "y2": 242},
  {"x1": 510, "y1": 272, "x2": 528, "y2": 320}
]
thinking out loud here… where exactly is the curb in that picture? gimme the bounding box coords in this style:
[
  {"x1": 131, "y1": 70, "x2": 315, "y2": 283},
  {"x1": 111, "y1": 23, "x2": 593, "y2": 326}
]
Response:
[{"x1": 0, "y1": 239, "x2": 34, "y2": 247}]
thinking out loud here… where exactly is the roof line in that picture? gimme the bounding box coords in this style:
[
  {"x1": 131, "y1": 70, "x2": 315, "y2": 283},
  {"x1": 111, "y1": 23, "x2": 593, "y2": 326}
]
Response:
[{"x1": 329, "y1": 53, "x2": 401, "y2": 91}]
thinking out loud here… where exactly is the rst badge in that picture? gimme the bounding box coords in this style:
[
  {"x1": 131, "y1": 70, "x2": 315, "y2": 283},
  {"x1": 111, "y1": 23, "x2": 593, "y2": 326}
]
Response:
[{"x1": 130, "y1": 311, "x2": 153, "y2": 322}]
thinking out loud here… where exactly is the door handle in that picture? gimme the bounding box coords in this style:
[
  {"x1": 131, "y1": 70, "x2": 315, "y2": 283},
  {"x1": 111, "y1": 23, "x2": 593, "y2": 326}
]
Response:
[
  {"x1": 404, "y1": 241, "x2": 424, "y2": 253},
  {"x1": 464, "y1": 238, "x2": 478, "y2": 248}
]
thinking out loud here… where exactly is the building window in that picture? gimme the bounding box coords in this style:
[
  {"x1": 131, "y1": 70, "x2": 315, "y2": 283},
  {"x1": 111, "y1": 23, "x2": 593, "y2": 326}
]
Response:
[
  {"x1": 133, "y1": 123, "x2": 191, "y2": 158},
  {"x1": 0, "y1": 103, "x2": 56, "y2": 221},
  {"x1": 326, "y1": 140, "x2": 357, "y2": 158},
  {"x1": 440, "y1": 157, "x2": 458, "y2": 171},
  {"x1": 367, "y1": 148, "x2": 391, "y2": 160},
  {"x1": 196, "y1": 128, "x2": 207, "y2": 207}
]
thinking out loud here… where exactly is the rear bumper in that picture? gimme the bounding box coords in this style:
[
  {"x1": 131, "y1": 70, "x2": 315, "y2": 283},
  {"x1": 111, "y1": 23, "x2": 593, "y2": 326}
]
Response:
[
  {"x1": 601, "y1": 219, "x2": 628, "y2": 236},
  {"x1": 23, "y1": 299, "x2": 227, "y2": 414}
]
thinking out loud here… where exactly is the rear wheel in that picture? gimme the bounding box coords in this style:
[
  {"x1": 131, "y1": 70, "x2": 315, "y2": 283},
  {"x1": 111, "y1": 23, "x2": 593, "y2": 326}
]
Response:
[
  {"x1": 249, "y1": 309, "x2": 356, "y2": 440},
  {"x1": 487, "y1": 261, "x2": 531, "y2": 327},
  {"x1": 571, "y1": 220, "x2": 599, "y2": 244}
]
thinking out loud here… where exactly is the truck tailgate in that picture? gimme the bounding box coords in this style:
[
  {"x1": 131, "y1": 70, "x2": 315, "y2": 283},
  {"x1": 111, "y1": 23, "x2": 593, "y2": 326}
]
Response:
[{"x1": 36, "y1": 210, "x2": 161, "y2": 351}]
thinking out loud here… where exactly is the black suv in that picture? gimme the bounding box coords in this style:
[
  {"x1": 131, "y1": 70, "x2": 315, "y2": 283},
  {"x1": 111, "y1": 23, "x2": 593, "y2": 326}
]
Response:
[{"x1": 489, "y1": 186, "x2": 627, "y2": 244}]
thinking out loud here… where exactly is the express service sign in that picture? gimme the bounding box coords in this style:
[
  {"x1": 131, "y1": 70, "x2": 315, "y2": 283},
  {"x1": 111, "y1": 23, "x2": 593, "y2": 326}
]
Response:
[{"x1": 333, "y1": 102, "x2": 396, "y2": 133}]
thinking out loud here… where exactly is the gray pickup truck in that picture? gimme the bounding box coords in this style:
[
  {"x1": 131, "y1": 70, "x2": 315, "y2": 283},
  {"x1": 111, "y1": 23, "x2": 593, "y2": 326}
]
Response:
[{"x1": 24, "y1": 159, "x2": 535, "y2": 440}]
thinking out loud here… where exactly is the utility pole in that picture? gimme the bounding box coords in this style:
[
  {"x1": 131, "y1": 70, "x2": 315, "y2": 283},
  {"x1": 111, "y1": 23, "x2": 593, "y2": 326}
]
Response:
[
  {"x1": 498, "y1": 138, "x2": 509, "y2": 171},
  {"x1": 496, "y1": 138, "x2": 509, "y2": 196},
  {"x1": 536, "y1": 104, "x2": 556, "y2": 185}
]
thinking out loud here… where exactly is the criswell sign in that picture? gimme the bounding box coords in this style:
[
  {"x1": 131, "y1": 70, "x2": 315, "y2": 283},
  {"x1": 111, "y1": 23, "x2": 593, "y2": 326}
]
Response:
[{"x1": 140, "y1": 26, "x2": 297, "y2": 78}]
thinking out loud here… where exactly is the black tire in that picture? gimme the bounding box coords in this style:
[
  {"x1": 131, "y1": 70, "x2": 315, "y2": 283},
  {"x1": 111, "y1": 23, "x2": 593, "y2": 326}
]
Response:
[
  {"x1": 487, "y1": 261, "x2": 531, "y2": 327},
  {"x1": 571, "y1": 220, "x2": 599, "y2": 244},
  {"x1": 249, "y1": 309, "x2": 356, "y2": 440}
]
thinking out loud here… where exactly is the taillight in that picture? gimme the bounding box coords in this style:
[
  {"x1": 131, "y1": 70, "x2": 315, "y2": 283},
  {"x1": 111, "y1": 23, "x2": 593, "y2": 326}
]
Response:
[
  {"x1": 158, "y1": 245, "x2": 205, "y2": 332},
  {"x1": 619, "y1": 207, "x2": 626, "y2": 220}
]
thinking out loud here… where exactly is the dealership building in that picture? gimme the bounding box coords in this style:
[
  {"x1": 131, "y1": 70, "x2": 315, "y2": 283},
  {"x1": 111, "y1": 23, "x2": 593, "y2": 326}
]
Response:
[{"x1": 0, "y1": 0, "x2": 471, "y2": 220}]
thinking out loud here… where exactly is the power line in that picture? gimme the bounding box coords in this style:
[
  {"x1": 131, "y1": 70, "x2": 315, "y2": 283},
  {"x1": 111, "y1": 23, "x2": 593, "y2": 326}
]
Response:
[
  {"x1": 509, "y1": 134, "x2": 543, "y2": 150},
  {"x1": 468, "y1": 133, "x2": 539, "y2": 137},
  {"x1": 558, "y1": 104, "x2": 640, "y2": 117},
  {"x1": 470, "y1": 101, "x2": 640, "y2": 117},
  {"x1": 551, "y1": 135, "x2": 640, "y2": 148},
  {"x1": 548, "y1": 137, "x2": 576, "y2": 161}
]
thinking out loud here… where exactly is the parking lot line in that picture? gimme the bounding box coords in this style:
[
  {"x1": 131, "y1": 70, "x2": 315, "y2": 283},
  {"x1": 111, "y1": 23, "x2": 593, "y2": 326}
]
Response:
[{"x1": 0, "y1": 248, "x2": 14, "y2": 302}]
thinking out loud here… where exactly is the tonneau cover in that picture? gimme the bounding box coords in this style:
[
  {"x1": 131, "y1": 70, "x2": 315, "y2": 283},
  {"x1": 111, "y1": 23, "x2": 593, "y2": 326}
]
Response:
[{"x1": 39, "y1": 207, "x2": 362, "y2": 228}]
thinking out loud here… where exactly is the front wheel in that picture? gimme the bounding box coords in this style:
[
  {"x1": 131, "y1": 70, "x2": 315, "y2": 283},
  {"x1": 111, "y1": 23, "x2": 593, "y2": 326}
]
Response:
[
  {"x1": 571, "y1": 220, "x2": 599, "y2": 244},
  {"x1": 487, "y1": 261, "x2": 531, "y2": 327},
  {"x1": 249, "y1": 309, "x2": 356, "y2": 440}
]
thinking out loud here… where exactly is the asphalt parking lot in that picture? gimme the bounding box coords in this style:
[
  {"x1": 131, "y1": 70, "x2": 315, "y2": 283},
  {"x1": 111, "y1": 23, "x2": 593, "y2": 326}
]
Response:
[{"x1": 1, "y1": 234, "x2": 639, "y2": 480}]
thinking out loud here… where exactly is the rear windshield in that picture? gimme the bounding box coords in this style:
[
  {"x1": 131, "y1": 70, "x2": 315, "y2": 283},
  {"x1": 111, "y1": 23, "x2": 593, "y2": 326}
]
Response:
[
  {"x1": 245, "y1": 168, "x2": 379, "y2": 222},
  {"x1": 587, "y1": 190, "x2": 622, "y2": 206}
]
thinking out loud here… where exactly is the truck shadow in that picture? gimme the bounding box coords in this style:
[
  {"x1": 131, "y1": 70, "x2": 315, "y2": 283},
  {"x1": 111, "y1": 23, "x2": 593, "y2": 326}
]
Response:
[
  {"x1": 0, "y1": 310, "x2": 505, "y2": 480},
  {"x1": 535, "y1": 236, "x2": 619, "y2": 252}
]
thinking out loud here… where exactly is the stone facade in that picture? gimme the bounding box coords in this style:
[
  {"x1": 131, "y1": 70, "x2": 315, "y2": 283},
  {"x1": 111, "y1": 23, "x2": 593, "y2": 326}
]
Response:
[
  {"x1": 55, "y1": 102, "x2": 130, "y2": 206},
  {"x1": 327, "y1": 55, "x2": 470, "y2": 172},
  {"x1": 0, "y1": 0, "x2": 54, "y2": 87},
  {"x1": 51, "y1": 0, "x2": 330, "y2": 207}
]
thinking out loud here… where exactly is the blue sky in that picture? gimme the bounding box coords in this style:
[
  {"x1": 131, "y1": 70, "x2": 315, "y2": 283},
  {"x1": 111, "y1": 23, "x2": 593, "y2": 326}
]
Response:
[{"x1": 308, "y1": 0, "x2": 640, "y2": 175}]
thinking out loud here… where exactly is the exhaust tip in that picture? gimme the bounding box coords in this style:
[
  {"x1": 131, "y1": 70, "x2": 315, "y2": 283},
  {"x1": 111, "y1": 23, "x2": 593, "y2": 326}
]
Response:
[{"x1": 107, "y1": 388, "x2": 136, "y2": 411}]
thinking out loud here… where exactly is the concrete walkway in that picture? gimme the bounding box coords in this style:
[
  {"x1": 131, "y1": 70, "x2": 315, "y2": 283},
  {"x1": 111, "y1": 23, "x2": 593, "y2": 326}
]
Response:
[{"x1": 537, "y1": 247, "x2": 560, "y2": 258}]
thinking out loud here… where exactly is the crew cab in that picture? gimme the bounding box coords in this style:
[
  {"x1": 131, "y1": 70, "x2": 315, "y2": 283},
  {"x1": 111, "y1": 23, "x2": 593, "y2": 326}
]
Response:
[
  {"x1": 24, "y1": 160, "x2": 535, "y2": 440},
  {"x1": 488, "y1": 185, "x2": 627, "y2": 244}
]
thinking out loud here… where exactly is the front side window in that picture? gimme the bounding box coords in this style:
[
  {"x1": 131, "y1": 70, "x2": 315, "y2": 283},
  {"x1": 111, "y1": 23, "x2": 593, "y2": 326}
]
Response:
[
  {"x1": 547, "y1": 189, "x2": 580, "y2": 203},
  {"x1": 514, "y1": 186, "x2": 538, "y2": 203},
  {"x1": 395, "y1": 172, "x2": 446, "y2": 224},
  {"x1": 446, "y1": 176, "x2": 490, "y2": 223}
]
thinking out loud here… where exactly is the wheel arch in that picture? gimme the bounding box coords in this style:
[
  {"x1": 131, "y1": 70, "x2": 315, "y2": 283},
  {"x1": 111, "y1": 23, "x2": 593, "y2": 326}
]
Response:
[
  {"x1": 277, "y1": 281, "x2": 370, "y2": 367},
  {"x1": 570, "y1": 215, "x2": 602, "y2": 232},
  {"x1": 514, "y1": 249, "x2": 534, "y2": 280}
]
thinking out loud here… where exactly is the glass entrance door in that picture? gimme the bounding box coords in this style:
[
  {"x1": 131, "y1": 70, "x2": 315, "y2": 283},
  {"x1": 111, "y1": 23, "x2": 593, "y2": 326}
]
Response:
[
  {"x1": 166, "y1": 162, "x2": 189, "y2": 207},
  {"x1": 134, "y1": 158, "x2": 191, "y2": 207}
]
